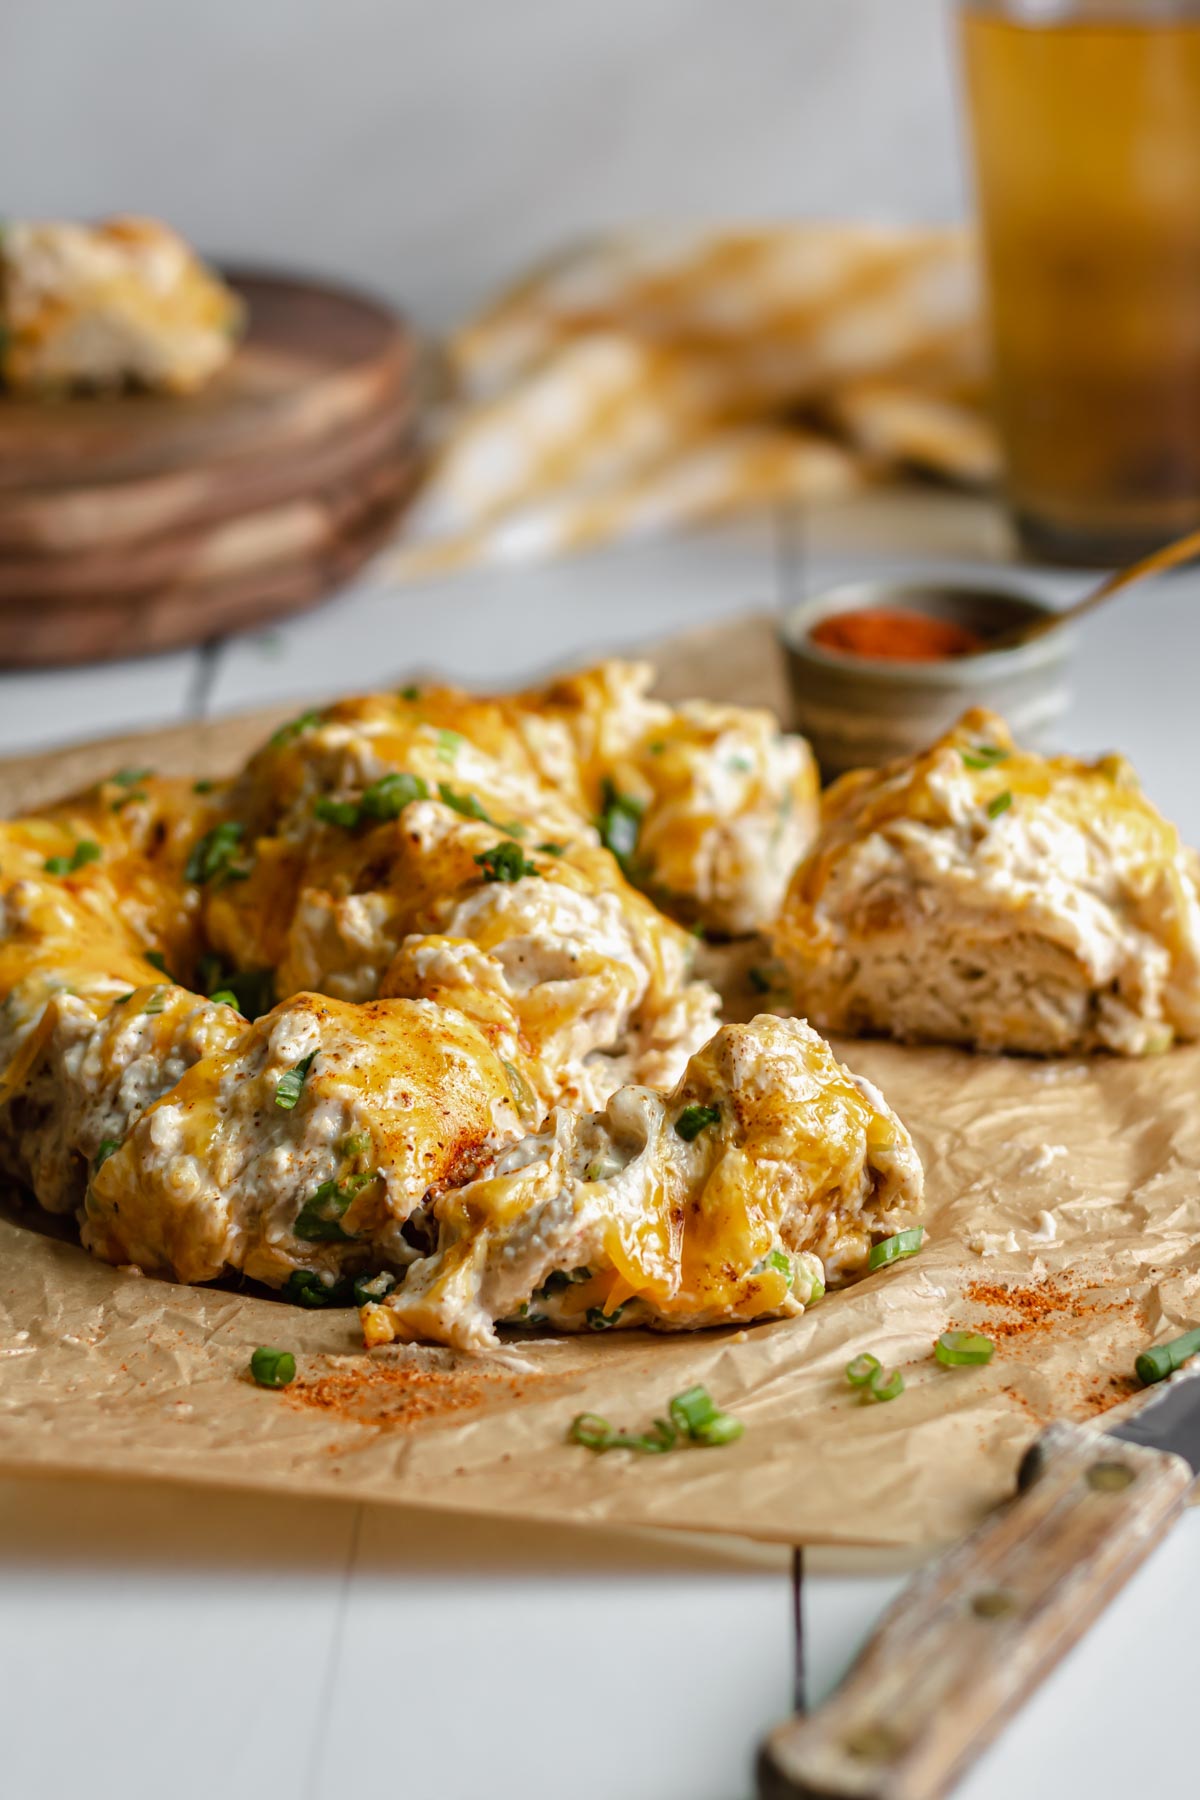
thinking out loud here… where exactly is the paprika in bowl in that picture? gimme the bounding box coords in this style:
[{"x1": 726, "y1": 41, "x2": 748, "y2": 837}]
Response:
[{"x1": 780, "y1": 578, "x2": 1073, "y2": 778}]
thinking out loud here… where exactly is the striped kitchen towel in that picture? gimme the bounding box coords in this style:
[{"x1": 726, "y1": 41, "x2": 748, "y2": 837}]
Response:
[{"x1": 390, "y1": 224, "x2": 995, "y2": 579}]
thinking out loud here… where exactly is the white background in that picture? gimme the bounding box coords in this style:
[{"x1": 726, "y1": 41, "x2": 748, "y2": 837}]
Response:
[{"x1": 0, "y1": 0, "x2": 964, "y2": 322}]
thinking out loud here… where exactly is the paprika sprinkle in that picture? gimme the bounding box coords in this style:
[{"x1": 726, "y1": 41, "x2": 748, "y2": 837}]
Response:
[{"x1": 809, "y1": 607, "x2": 983, "y2": 662}]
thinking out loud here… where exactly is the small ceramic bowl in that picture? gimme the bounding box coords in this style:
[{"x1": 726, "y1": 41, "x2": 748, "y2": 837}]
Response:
[{"x1": 779, "y1": 578, "x2": 1074, "y2": 779}]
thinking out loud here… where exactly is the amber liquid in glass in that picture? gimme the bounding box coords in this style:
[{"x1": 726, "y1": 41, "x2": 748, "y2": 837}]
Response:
[{"x1": 960, "y1": 4, "x2": 1200, "y2": 562}]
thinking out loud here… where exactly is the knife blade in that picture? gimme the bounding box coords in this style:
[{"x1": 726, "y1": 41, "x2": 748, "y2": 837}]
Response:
[
  {"x1": 1107, "y1": 1363, "x2": 1200, "y2": 1466},
  {"x1": 758, "y1": 1361, "x2": 1200, "y2": 1800}
]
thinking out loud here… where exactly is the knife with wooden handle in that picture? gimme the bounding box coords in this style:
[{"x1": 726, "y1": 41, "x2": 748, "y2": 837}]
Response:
[{"x1": 757, "y1": 1363, "x2": 1200, "y2": 1800}]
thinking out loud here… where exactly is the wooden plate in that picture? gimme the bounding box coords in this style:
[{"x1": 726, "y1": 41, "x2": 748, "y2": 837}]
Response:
[
  {"x1": 0, "y1": 449, "x2": 420, "y2": 666},
  {"x1": 0, "y1": 271, "x2": 424, "y2": 663},
  {"x1": 0, "y1": 271, "x2": 417, "y2": 493},
  {"x1": 0, "y1": 426, "x2": 417, "y2": 597}
]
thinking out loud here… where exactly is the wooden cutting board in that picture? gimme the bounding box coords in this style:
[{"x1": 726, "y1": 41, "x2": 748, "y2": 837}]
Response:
[
  {"x1": 0, "y1": 449, "x2": 420, "y2": 666},
  {"x1": 0, "y1": 271, "x2": 424, "y2": 664}
]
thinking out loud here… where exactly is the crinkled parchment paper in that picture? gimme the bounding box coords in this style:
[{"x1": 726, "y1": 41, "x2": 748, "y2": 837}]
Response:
[{"x1": 1, "y1": 617, "x2": 1198, "y2": 1548}]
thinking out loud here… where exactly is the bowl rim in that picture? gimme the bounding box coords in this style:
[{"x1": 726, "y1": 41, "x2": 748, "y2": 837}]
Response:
[{"x1": 779, "y1": 576, "x2": 1076, "y2": 685}]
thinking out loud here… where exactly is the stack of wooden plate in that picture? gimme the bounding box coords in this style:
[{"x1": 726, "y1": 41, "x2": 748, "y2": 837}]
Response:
[{"x1": 0, "y1": 271, "x2": 423, "y2": 665}]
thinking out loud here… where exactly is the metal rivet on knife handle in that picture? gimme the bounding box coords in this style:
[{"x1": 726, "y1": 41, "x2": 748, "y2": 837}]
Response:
[
  {"x1": 1086, "y1": 1460, "x2": 1137, "y2": 1493},
  {"x1": 970, "y1": 1588, "x2": 1018, "y2": 1619},
  {"x1": 843, "y1": 1723, "x2": 905, "y2": 1763}
]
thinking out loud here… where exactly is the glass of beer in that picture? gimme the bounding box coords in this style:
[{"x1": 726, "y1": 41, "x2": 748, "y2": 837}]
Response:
[{"x1": 958, "y1": 0, "x2": 1200, "y2": 563}]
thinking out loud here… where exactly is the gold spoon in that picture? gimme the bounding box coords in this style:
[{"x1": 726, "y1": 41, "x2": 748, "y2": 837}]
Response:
[{"x1": 973, "y1": 520, "x2": 1200, "y2": 654}]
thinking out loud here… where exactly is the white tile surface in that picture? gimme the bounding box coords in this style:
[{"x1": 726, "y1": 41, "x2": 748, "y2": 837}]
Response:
[
  {"x1": 0, "y1": 1477, "x2": 792, "y2": 1800},
  {"x1": 0, "y1": 645, "x2": 202, "y2": 759},
  {"x1": 0, "y1": 1478, "x2": 358, "y2": 1800}
]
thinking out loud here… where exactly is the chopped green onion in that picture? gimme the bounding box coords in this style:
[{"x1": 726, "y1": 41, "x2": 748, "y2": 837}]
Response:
[
  {"x1": 569, "y1": 1413, "x2": 617, "y2": 1450},
  {"x1": 282, "y1": 1270, "x2": 354, "y2": 1308},
  {"x1": 570, "y1": 1417, "x2": 679, "y2": 1455},
  {"x1": 694, "y1": 1412, "x2": 745, "y2": 1445},
  {"x1": 93, "y1": 1138, "x2": 122, "y2": 1173},
  {"x1": 647, "y1": 740, "x2": 666, "y2": 755},
  {"x1": 867, "y1": 1228, "x2": 924, "y2": 1271},
  {"x1": 360, "y1": 770, "x2": 428, "y2": 820},
  {"x1": 586, "y1": 1304, "x2": 625, "y2": 1330},
  {"x1": 185, "y1": 820, "x2": 249, "y2": 886},
  {"x1": 249, "y1": 1346, "x2": 296, "y2": 1389},
  {"x1": 846, "y1": 1355, "x2": 905, "y2": 1403},
  {"x1": 668, "y1": 1384, "x2": 743, "y2": 1446},
  {"x1": 634, "y1": 1419, "x2": 679, "y2": 1453},
  {"x1": 1135, "y1": 1325, "x2": 1200, "y2": 1386},
  {"x1": 199, "y1": 963, "x2": 274, "y2": 1020},
  {"x1": 275, "y1": 1051, "x2": 316, "y2": 1111},
  {"x1": 317, "y1": 772, "x2": 429, "y2": 830},
  {"x1": 339, "y1": 1131, "x2": 371, "y2": 1159},
  {"x1": 675, "y1": 1102, "x2": 721, "y2": 1142},
  {"x1": 500, "y1": 1057, "x2": 537, "y2": 1119},
  {"x1": 668, "y1": 1385, "x2": 721, "y2": 1435},
  {"x1": 748, "y1": 965, "x2": 774, "y2": 994},
  {"x1": 142, "y1": 988, "x2": 167, "y2": 1015},
  {"x1": 113, "y1": 993, "x2": 134, "y2": 1005},
  {"x1": 110, "y1": 790, "x2": 148, "y2": 810},
  {"x1": 596, "y1": 778, "x2": 645, "y2": 872},
  {"x1": 435, "y1": 782, "x2": 523, "y2": 835},
  {"x1": 474, "y1": 840, "x2": 541, "y2": 883},
  {"x1": 44, "y1": 839, "x2": 101, "y2": 876},
  {"x1": 438, "y1": 783, "x2": 491, "y2": 822},
  {"x1": 614, "y1": 1419, "x2": 678, "y2": 1454},
  {"x1": 987, "y1": 790, "x2": 1014, "y2": 820},
  {"x1": 399, "y1": 684, "x2": 420, "y2": 701},
  {"x1": 935, "y1": 1330, "x2": 995, "y2": 1368},
  {"x1": 233, "y1": 970, "x2": 275, "y2": 1018},
  {"x1": 569, "y1": 1388, "x2": 742, "y2": 1455},
  {"x1": 294, "y1": 1169, "x2": 378, "y2": 1242},
  {"x1": 536, "y1": 841, "x2": 566, "y2": 856},
  {"x1": 269, "y1": 709, "x2": 321, "y2": 749},
  {"x1": 110, "y1": 766, "x2": 153, "y2": 787},
  {"x1": 765, "y1": 1249, "x2": 794, "y2": 1287},
  {"x1": 208, "y1": 989, "x2": 240, "y2": 1009},
  {"x1": 314, "y1": 796, "x2": 361, "y2": 829},
  {"x1": 961, "y1": 745, "x2": 1009, "y2": 770},
  {"x1": 144, "y1": 950, "x2": 170, "y2": 975},
  {"x1": 193, "y1": 778, "x2": 217, "y2": 795},
  {"x1": 537, "y1": 1267, "x2": 592, "y2": 1297},
  {"x1": 436, "y1": 728, "x2": 464, "y2": 761},
  {"x1": 353, "y1": 1270, "x2": 397, "y2": 1308},
  {"x1": 866, "y1": 1368, "x2": 905, "y2": 1403}
]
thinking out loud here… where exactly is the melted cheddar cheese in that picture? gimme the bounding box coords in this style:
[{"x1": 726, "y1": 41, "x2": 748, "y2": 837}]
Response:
[
  {"x1": 0, "y1": 662, "x2": 923, "y2": 1350},
  {"x1": 776, "y1": 707, "x2": 1200, "y2": 1055}
]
